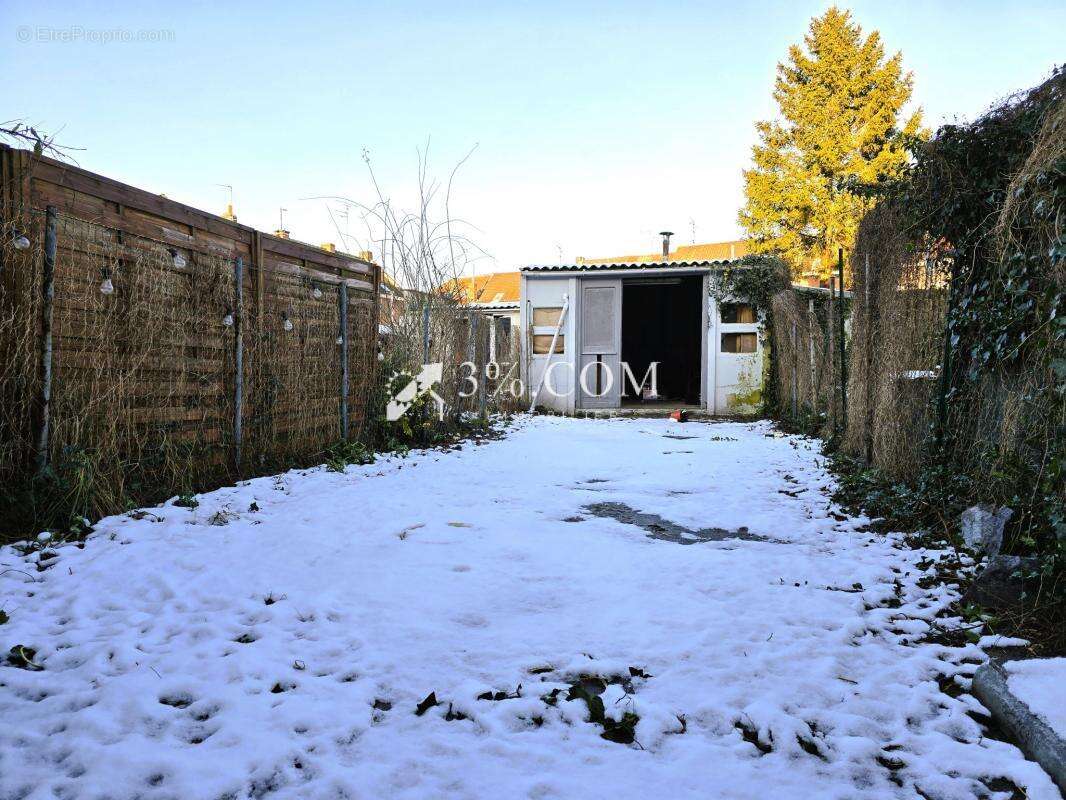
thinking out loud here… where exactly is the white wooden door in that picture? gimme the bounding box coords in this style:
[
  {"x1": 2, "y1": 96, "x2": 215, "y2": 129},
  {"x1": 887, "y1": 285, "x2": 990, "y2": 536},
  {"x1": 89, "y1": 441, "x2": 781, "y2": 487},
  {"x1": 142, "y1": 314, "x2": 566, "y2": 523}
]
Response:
[{"x1": 577, "y1": 278, "x2": 621, "y2": 409}]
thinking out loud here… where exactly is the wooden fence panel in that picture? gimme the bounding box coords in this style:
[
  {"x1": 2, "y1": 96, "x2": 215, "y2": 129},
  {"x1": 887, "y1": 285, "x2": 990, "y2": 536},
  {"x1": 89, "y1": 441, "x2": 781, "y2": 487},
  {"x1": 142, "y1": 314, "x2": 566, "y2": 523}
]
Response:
[{"x1": 0, "y1": 145, "x2": 381, "y2": 534}]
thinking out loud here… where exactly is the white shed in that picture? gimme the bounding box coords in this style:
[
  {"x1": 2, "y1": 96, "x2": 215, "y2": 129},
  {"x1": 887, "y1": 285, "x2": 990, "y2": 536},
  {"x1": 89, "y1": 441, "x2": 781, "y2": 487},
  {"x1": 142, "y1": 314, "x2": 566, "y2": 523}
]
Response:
[{"x1": 519, "y1": 260, "x2": 766, "y2": 415}]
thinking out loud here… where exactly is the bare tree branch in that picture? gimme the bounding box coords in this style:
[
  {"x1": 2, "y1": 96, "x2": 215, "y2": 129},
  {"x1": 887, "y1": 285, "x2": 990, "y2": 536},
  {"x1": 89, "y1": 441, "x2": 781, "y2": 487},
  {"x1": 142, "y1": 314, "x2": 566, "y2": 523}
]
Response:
[{"x1": 0, "y1": 120, "x2": 82, "y2": 161}]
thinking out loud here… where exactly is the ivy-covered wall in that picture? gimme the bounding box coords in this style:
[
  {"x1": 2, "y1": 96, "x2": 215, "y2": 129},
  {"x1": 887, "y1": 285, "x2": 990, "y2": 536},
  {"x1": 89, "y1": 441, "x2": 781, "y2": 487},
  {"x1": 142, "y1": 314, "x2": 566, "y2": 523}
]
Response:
[{"x1": 829, "y1": 68, "x2": 1064, "y2": 613}]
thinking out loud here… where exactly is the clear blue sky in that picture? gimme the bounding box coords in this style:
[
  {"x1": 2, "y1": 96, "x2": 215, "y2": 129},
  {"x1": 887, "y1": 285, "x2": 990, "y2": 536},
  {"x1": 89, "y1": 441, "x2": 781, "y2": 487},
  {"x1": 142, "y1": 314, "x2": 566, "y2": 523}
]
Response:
[{"x1": 3, "y1": 0, "x2": 1063, "y2": 274}]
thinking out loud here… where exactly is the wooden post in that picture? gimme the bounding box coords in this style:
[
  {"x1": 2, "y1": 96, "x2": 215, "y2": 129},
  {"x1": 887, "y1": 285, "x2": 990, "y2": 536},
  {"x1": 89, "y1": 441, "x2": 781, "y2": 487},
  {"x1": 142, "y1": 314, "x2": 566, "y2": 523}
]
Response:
[
  {"x1": 369, "y1": 263, "x2": 383, "y2": 437},
  {"x1": 807, "y1": 298, "x2": 817, "y2": 415},
  {"x1": 233, "y1": 257, "x2": 244, "y2": 470},
  {"x1": 837, "y1": 248, "x2": 848, "y2": 433},
  {"x1": 34, "y1": 205, "x2": 58, "y2": 475},
  {"x1": 339, "y1": 281, "x2": 350, "y2": 440},
  {"x1": 252, "y1": 231, "x2": 264, "y2": 321},
  {"x1": 488, "y1": 316, "x2": 497, "y2": 365},
  {"x1": 465, "y1": 310, "x2": 476, "y2": 415}
]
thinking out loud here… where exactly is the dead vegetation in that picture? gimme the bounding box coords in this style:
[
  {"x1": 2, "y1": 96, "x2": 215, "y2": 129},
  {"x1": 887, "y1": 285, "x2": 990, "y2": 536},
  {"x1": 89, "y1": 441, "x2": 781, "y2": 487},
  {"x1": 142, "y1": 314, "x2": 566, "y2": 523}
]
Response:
[
  {"x1": 0, "y1": 203, "x2": 377, "y2": 542},
  {"x1": 777, "y1": 67, "x2": 1066, "y2": 651},
  {"x1": 844, "y1": 205, "x2": 949, "y2": 479}
]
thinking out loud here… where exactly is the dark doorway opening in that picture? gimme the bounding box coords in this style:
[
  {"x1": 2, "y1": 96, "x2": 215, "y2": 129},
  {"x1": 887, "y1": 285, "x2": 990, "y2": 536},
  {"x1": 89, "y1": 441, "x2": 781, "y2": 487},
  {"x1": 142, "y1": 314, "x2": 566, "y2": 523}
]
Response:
[{"x1": 621, "y1": 275, "x2": 703, "y2": 405}]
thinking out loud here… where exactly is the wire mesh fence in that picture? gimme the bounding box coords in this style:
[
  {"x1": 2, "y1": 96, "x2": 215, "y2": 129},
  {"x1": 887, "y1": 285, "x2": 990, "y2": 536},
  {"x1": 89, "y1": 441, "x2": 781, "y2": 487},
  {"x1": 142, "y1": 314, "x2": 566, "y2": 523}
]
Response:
[
  {"x1": 383, "y1": 300, "x2": 521, "y2": 419},
  {"x1": 842, "y1": 206, "x2": 951, "y2": 479},
  {"x1": 773, "y1": 195, "x2": 1056, "y2": 511},
  {"x1": 768, "y1": 211, "x2": 957, "y2": 487},
  {"x1": 770, "y1": 288, "x2": 840, "y2": 436}
]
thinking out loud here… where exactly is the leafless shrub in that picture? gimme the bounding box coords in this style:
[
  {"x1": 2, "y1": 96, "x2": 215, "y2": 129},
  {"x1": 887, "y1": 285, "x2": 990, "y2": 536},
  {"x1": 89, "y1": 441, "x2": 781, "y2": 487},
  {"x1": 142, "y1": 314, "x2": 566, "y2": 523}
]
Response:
[
  {"x1": 311, "y1": 143, "x2": 520, "y2": 422},
  {"x1": 842, "y1": 205, "x2": 949, "y2": 478}
]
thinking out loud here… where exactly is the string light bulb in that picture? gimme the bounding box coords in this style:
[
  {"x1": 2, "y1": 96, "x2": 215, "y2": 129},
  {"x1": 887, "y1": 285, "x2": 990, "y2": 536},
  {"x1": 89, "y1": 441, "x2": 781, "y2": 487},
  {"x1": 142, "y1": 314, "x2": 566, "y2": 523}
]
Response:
[
  {"x1": 312, "y1": 284, "x2": 323, "y2": 300},
  {"x1": 377, "y1": 350, "x2": 385, "y2": 362},
  {"x1": 12, "y1": 230, "x2": 30, "y2": 250},
  {"x1": 99, "y1": 268, "x2": 114, "y2": 295},
  {"x1": 169, "y1": 248, "x2": 187, "y2": 269},
  {"x1": 335, "y1": 335, "x2": 343, "y2": 346},
  {"x1": 283, "y1": 314, "x2": 294, "y2": 332},
  {"x1": 223, "y1": 311, "x2": 235, "y2": 327}
]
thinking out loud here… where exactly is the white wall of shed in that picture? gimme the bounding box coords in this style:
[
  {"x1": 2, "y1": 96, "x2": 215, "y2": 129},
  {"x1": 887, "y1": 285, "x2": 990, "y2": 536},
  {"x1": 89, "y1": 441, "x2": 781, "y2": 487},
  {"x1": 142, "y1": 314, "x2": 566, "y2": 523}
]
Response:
[{"x1": 521, "y1": 276, "x2": 577, "y2": 413}]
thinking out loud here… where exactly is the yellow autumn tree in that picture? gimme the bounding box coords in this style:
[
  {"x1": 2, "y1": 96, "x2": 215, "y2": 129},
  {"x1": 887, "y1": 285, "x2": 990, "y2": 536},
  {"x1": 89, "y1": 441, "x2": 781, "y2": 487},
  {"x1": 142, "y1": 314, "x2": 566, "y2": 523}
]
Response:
[{"x1": 739, "y1": 7, "x2": 923, "y2": 280}]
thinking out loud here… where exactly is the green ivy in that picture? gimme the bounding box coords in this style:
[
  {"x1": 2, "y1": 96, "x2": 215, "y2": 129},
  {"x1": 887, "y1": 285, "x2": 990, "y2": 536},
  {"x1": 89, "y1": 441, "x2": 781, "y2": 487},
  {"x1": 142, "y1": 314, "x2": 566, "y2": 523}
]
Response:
[
  {"x1": 324, "y1": 441, "x2": 376, "y2": 472},
  {"x1": 839, "y1": 67, "x2": 1066, "y2": 614},
  {"x1": 712, "y1": 254, "x2": 792, "y2": 417}
]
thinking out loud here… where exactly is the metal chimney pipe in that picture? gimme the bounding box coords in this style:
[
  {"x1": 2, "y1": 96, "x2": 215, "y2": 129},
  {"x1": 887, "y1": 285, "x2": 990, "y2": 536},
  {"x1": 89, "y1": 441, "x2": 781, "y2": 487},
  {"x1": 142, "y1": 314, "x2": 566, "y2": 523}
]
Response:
[{"x1": 659, "y1": 231, "x2": 674, "y2": 258}]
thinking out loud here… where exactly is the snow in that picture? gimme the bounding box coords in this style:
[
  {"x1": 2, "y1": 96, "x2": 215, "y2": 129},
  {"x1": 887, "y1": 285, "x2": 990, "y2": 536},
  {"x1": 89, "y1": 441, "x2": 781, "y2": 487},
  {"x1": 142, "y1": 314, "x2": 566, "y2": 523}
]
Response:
[
  {"x1": 977, "y1": 635, "x2": 1031, "y2": 650},
  {"x1": 1, "y1": 416, "x2": 1059, "y2": 800},
  {"x1": 1005, "y1": 658, "x2": 1066, "y2": 739}
]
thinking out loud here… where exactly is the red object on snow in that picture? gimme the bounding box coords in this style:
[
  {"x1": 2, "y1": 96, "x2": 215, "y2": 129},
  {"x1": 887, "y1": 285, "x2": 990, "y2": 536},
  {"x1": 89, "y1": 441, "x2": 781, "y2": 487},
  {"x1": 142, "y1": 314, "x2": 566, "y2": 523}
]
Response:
[{"x1": 670, "y1": 409, "x2": 689, "y2": 422}]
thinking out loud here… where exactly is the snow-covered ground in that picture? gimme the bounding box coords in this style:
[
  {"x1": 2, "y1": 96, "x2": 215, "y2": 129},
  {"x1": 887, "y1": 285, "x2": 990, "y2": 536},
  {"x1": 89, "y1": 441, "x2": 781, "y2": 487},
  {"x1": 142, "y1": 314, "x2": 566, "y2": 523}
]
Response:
[
  {"x1": 1, "y1": 417, "x2": 1059, "y2": 800},
  {"x1": 1005, "y1": 658, "x2": 1066, "y2": 740}
]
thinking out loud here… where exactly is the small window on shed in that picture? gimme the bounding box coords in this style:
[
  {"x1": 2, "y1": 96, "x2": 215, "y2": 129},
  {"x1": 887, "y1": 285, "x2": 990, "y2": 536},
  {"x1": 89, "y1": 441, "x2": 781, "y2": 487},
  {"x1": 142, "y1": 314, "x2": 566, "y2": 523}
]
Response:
[
  {"x1": 533, "y1": 334, "x2": 564, "y2": 354},
  {"x1": 721, "y1": 332, "x2": 757, "y2": 353},
  {"x1": 533, "y1": 306, "x2": 564, "y2": 326},
  {"x1": 720, "y1": 303, "x2": 756, "y2": 324}
]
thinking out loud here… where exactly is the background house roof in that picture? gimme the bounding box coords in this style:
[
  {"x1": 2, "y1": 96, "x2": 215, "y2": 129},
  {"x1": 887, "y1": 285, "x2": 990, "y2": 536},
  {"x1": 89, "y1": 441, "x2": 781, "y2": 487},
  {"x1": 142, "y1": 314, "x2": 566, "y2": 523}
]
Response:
[
  {"x1": 445, "y1": 271, "x2": 521, "y2": 305},
  {"x1": 671, "y1": 241, "x2": 751, "y2": 261},
  {"x1": 575, "y1": 239, "x2": 750, "y2": 265}
]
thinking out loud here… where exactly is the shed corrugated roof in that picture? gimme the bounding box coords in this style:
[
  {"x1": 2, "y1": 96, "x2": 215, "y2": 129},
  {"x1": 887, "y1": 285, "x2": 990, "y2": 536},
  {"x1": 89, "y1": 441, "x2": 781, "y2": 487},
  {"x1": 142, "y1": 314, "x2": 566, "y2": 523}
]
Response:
[{"x1": 521, "y1": 259, "x2": 736, "y2": 273}]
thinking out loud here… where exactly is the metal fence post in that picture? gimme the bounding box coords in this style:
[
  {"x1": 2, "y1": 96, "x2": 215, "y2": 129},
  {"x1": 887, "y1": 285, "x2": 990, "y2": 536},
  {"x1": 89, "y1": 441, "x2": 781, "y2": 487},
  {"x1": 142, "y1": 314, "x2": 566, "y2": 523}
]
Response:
[
  {"x1": 863, "y1": 253, "x2": 874, "y2": 463},
  {"x1": 471, "y1": 309, "x2": 479, "y2": 416},
  {"x1": 34, "y1": 205, "x2": 58, "y2": 476},
  {"x1": 828, "y1": 277, "x2": 836, "y2": 434},
  {"x1": 935, "y1": 255, "x2": 961, "y2": 449},
  {"x1": 476, "y1": 314, "x2": 486, "y2": 416},
  {"x1": 807, "y1": 298, "x2": 817, "y2": 415},
  {"x1": 790, "y1": 320, "x2": 798, "y2": 420},
  {"x1": 339, "y1": 281, "x2": 350, "y2": 440},
  {"x1": 837, "y1": 248, "x2": 848, "y2": 433},
  {"x1": 233, "y1": 257, "x2": 244, "y2": 470},
  {"x1": 422, "y1": 302, "x2": 431, "y2": 363}
]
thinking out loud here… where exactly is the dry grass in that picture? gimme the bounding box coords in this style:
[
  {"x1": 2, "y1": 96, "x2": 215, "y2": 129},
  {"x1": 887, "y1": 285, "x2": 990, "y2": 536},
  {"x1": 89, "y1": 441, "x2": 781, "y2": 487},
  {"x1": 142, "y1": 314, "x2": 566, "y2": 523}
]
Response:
[
  {"x1": 994, "y1": 85, "x2": 1066, "y2": 266},
  {"x1": 842, "y1": 204, "x2": 949, "y2": 478},
  {"x1": 770, "y1": 289, "x2": 837, "y2": 435}
]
